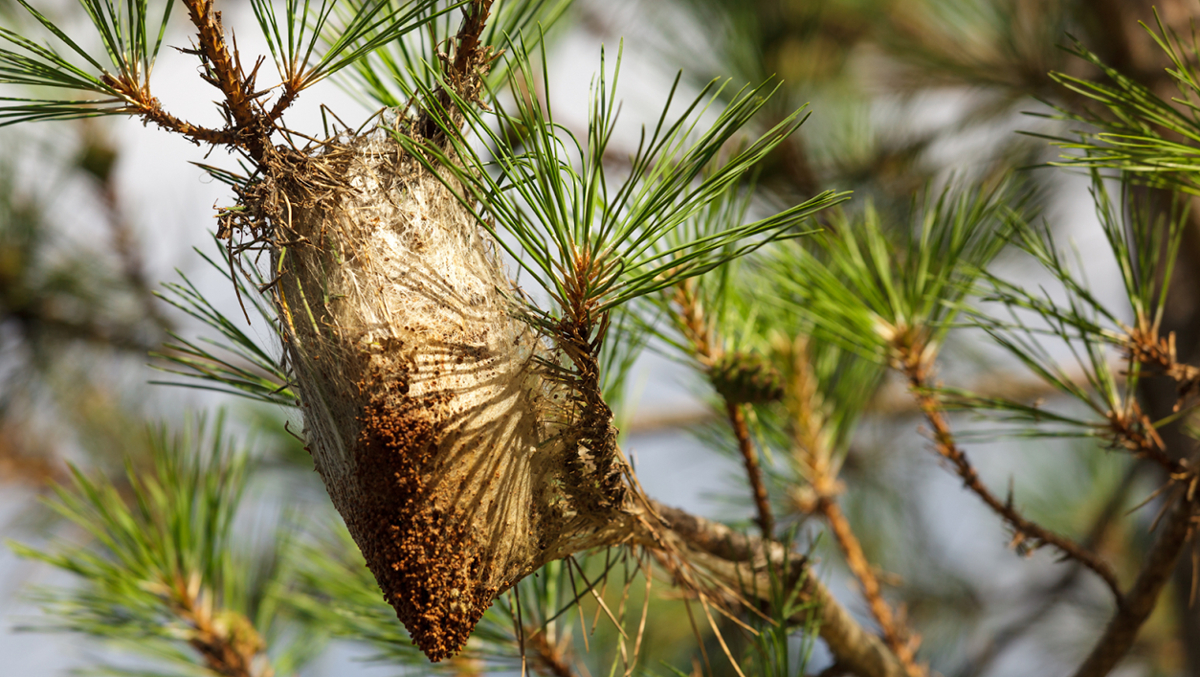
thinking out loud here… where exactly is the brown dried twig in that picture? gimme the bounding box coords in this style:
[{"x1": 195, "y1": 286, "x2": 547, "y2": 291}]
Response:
[
  {"x1": 894, "y1": 341, "x2": 1124, "y2": 602},
  {"x1": 102, "y1": 72, "x2": 239, "y2": 147},
  {"x1": 727, "y1": 401, "x2": 776, "y2": 538},
  {"x1": 1126, "y1": 325, "x2": 1200, "y2": 407},
  {"x1": 819, "y1": 499, "x2": 923, "y2": 677},
  {"x1": 784, "y1": 340, "x2": 924, "y2": 677}
]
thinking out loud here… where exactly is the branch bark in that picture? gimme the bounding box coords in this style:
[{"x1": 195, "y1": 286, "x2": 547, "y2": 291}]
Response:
[
  {"x1": 181, "y1": 0, "x2": 270, "y2": 162},
  {"x1": 727, "y1": 400, "x2": 775, "y2": 538},
  {"x1": 670, "y1": 279, "x2": 776, "y2": 538},
  {"x1": 897, "y1": 347, "x2": 1124, "y2": 601},
  {"x1": 818, "y1": 498, "x2": 921, "y2": 676},
  {"x1": 958, "y1": 463, "x2": 1146, "y2": 677},
  {"x1": 783, "y1": 339, "x2": 921, "y2": 675},
  {"x1": 652, "y1": 502, "x2": 908, "y2": 677},
  {"x1": 1071, "y1": 492, "x2": 1198, "y2": 677}
]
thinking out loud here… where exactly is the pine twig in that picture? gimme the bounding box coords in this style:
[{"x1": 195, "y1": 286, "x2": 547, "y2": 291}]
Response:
[
  {"x1": 1127, "y1": 325, "x2": 1200, "y2": 404},
  {"x1": 959, "y1": 462, "x2": 1144, "y2": 677},
  {"x1": 415, "y1": 0, "x2": 496, "y2": 141},
  {"x1": 896, "y1": 343, "x2": 1124, "y2": 601},
  {"x1": 1070, "y1": 489, "x2": 1199, "y2": 677},
  {"x1": 102, "y1": 71, "x2": 239, "y2": 147},
  {"x1": 181, "y1": 0, "x2": 270, "y2": 161},
  {"x1": 786, "y1": 339, "x2": 923, "y2": 676},
  {"x1": 168, "y1": 576, "x2": 271, "y2": 677},
  {"x1": 727, "y1": 400, "x2": 775, "y2": 538},
  {"x1": 818, "y1": 498, "x2": 922, "y2": 677},
  {"x1": 673, "y1": 280, "x2": 776, "y2": 539}
]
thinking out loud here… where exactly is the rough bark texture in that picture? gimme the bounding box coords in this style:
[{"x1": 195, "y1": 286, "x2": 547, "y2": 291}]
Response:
[{"x1": 651, "y1": 503, "x2": 907, "y2": 677}]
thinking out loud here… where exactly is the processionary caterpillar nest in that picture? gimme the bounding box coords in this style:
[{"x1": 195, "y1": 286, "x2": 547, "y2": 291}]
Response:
[{"x1": 259, "y1": 128, "x2": 639, "y2": 660}]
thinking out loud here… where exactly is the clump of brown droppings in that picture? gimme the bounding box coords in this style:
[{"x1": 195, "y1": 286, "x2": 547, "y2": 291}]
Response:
[
  {"x1": 352, "y1": 379, "x2": 488, "y2": 660},
  {"x1": 257, "y1": 128, "x2": 640, "y2": 660}
]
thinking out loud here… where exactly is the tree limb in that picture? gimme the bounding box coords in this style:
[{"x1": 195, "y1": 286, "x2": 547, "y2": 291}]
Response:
[
  {"x1": 652, "y1": 501, "x2": 908, "y2": 677},
  {"x1": 1071, "y1": 492, "x2": 1198, "y2": 677}
]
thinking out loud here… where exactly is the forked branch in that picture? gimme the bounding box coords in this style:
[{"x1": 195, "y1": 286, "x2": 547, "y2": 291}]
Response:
[{"x1": 652, "y1": 502, "x2": 908, "y2": 677}]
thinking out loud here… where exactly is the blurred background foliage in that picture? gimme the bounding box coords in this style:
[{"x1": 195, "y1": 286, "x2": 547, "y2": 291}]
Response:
[{"x1": 4, "y1": 1, "x2": 1200, "y2": 676}]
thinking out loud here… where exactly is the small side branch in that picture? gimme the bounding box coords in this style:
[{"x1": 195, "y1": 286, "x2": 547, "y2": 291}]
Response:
[
  {"x1": 727, "y1": 401, "x2": 775, "y2": 538},
  {"x1": 1070, "y1": 492, "x2": 1198, "y2": 677},
  {"x1": 960, "y1": 463, "x2": 1144, "y2": 677},
  {"x1": 182, "y1": 0, "x2": 257, "y2": 127},
  {"x1": 416, "y1": 0, "x2": 496, "y2": 140},
  {"x1": 169, "y1": 577, "x2": 270, "y2": 677},
  {"x1": 819, "y1": 498, "x2": 922, "y2": 677},
  {"x1": 448, "y1": 0, "x2": 496, "y2": 88},
  {"x1": 101, "y1": 73, "x2": 238, "y2": 147},
  {"x1": 1126, "y1": 326, "x2": 1200, "y2": 402},
  {"x1": 784, "y1": 340, "x2": 922, "y2": 675},
  {"x1": 181, "y1": 0, "x2": 270, "y2": 161},
  {"x1": 898, "y1": 347, "x2": 1124, "y2": 601}
]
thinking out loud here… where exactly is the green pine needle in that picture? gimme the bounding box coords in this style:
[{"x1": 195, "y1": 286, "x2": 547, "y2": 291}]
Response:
[
  {"x1": 399, "y1": 38, "x2": 847, "y2": 327},
  {"x1": 1037, "y1": 13, "x2": 1200, "y2": 194},
  {"x1": 151, "y1": 242, "x2": 295, "y2": 406},
  {"x1": 9, "y1": 415, "x2": 314, "y2": 676},
  {"x1": 768, "y1": 180, "x2": 1020, "y2": 363},
  {"x1": 329, "y1": 0, "x2": 572, "y2": 109},
  {"x1": 251, "y1": 0, "x2": 460, "y2": 95},
  {"x1": 0, "y1": 0, "x2": 176, "y2": 126}
]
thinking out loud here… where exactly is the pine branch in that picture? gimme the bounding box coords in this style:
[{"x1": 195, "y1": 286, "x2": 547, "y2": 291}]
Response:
[
  {"x1": 726, "y1": 400, "x2": 775, "y2": 539},
  {"x1": 652, "y1": 502, "x2": 908, "y2": 677},
  {"x1": 959, "y1": 462, "x2": 1145, "y2": 677},
  {"x1": 820, "y1": 497, "x2": 922, "y2": 677},
  {"x1": 1070, "y1": 491, "x2": 1199, "y2": 677},
  {"x1": 102, "y1": 68, "x2": 238, "y2": 145},
  {"x1": 167, "y1": 576, "x2": 269, "y2": 677},
  {"x1": 181, "y1": 0, "x2": 269, "y2": 161},
  {"x1": 1126, "y1": 324, "x2": 1200, "y2": 415},
  {"x1": 895, "y1": 342, "x2": 1124, "y2": 602},
  {"x1": 783, "y1": 339, "x2": 922, "y2": 677},
  {"x1": 10, "y1": 418, "x2": 293, "y2": 676}
]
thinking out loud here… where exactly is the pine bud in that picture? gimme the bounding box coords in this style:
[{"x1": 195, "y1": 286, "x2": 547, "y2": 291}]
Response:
[{"x1": 710, "y1": 351, "x2": 785, "y2": 405}]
